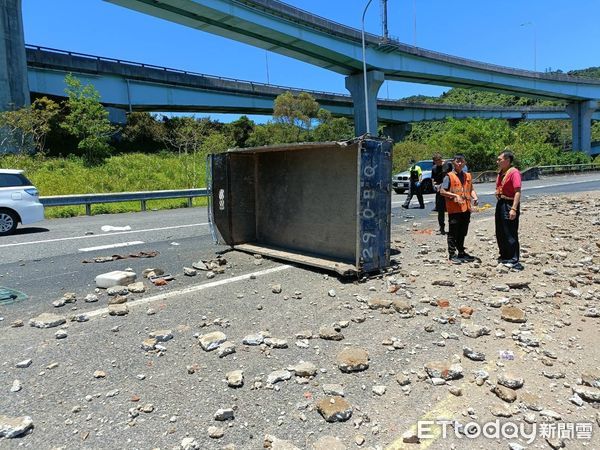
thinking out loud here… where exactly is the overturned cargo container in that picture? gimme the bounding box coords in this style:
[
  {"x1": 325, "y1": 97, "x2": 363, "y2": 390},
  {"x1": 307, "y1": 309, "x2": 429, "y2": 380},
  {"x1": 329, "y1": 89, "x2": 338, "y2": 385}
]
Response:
[{"x1": 208, "y1": 136, "x2": 393, "y2": 276}]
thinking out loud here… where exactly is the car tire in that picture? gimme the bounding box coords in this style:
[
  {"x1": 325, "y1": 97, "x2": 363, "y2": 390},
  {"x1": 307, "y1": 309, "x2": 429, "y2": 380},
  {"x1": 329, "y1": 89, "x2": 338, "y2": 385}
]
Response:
[
  {"x1": 0, "y1": 209, "x2": 18, "y2": 236},
  {"x1": 394, "y1": 189, "x2": 405, "y2": 195}
]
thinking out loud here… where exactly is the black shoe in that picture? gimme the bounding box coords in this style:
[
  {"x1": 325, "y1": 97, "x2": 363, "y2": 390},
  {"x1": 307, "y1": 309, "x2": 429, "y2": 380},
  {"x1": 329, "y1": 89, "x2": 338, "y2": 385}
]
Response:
[
  {"x1": 419, "y1": 205, "x2": 425, "y2": 209},
  {"x1": 401, "y1": 204, "x2": 409, "y2": 209},
  {"x1": 437, "y1": 229, "x2": 446, "y2": 235},
  {"x1": 511, "y1": 262, "x2": 524, "y2": 271},
  {"x1": 449, "y1": 255, "x2": 462, "y2": 264},
  {"x1": 458, "y1": 253, "x2": 475, "y2": 262}
]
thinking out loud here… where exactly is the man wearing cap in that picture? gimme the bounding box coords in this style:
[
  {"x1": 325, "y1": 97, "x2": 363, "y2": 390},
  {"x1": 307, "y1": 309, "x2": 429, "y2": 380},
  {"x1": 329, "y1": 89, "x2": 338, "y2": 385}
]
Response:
[
  {"x1": 440, "y1": 154, "x2": 479, "y2": 264},
  {"x1": 495, "y1": 149, "x2": 523, "y2": 270}
]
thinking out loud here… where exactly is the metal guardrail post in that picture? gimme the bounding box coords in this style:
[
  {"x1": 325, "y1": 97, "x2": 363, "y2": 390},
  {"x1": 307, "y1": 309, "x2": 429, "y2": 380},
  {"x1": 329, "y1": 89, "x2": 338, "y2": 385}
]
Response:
[
  {"x1": 85, "y1": 204, "x2": 91, "y2": 216},
  {"x1": 141, "y1": 200, "x2": 147, "y2": 211},
  {"x1": 187, "y1": 197, "x2": 193, "y2": 208}
]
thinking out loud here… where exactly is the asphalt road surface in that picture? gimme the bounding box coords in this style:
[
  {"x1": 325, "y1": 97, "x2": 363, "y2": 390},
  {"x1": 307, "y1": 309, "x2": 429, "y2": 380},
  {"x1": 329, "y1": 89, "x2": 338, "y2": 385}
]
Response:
[{"x1": 1, "y1": 173, "x2": 599, "y2": 321}]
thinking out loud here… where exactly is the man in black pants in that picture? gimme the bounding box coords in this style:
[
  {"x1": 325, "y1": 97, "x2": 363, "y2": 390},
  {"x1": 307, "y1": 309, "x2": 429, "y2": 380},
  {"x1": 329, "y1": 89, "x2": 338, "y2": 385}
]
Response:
[
  {"x1": 440, "y1": 155, "x2": 479, "y2": 264},
  {"x1": 431, "y1": 153, "x2": 450, "y2": 234},
  {"x1": 495, "y1": 150, "x2": 523, "y2": 270},
  {"x1": 402, "y1": 159, "x2": 424, "y2": 209}
]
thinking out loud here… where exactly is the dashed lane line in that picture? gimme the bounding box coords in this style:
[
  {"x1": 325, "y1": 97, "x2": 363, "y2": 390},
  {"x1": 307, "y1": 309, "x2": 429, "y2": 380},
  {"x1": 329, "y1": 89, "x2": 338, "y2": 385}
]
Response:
[
  {"x1": 0, "y1": 222, "x2": 209, "y2": 248},
  {"x1": 78, "y1": 241, "x2": 145, "y2": 252}
]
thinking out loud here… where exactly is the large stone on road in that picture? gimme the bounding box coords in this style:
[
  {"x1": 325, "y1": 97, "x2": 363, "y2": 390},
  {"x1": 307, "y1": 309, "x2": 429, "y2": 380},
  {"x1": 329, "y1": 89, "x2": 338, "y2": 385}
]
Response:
[
  {"x1": 0, "y1": 415, "x2": 33, "y2": 438},
  {"x1": 424, "y1": 361, "x2": 463, "y2": 380},
  {"x1": 95, "y1": 270, "x2": 136, "y2": 289},
  {"x1": 29, "y1": 313, "x2": 66, "y2": 329},
  {"x1": 572, "y1": 385, "x2": 600, "y2": 403},
  {"x1": 198, "y1": 331, "x2": 227, "y2": 351},
  {"x1": 501, "y1": 306, "x2": 527, "y2": 323},
  {"x1": 337, "y1": 348, "x2": 369, "y2": 372},
  {"x1": 316, "y1": 396, "x2": 352, "y2": 422}
]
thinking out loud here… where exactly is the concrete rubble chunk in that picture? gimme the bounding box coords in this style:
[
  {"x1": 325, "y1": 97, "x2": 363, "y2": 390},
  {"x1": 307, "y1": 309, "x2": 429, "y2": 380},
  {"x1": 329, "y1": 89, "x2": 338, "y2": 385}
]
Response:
[
  {"x1": 492, "y1": 384, "x2": 518, "y2": 403},
  {"x1": 149, "y1": 329, "x2": 173, "y2": 342},
  {"x1": 501, "y1": 306, "x2": 527, "y2": 323},
  {"x1": 264, "y1": 337, "x2": 288, "y2": 348},
  {"x1": 323, "y1": 384, "x2": 345, "y2": 396},
  {"x1": 96, "y1": 270, "x2": 137, "y2": 289},
  {"x1": 107, "y1": 285, "x2": 129, "y2": 296},
  {"x1": 311, "y1": 436, "x2": 347, "y2": 450},
  {"x1": 461, "y1": 323, "x2": 491, "y2": 338},
  {"x1": 108, "y1": 304, "x2": 129, "y2": 316},
  {"x1": 264, "y1": 434, "x2": 301, "y2": 450},
  {"x1": 316, "y1": 396, "x2": 352, "y2": 422},
  {"x1": 29, "y1": 313, "x2": 66, "y2": 329},
  {"x1": 367, "y1": 298, "x2": 392, "y2": 310},
  {"x1": 572, "y1": 385, "x2": 600, "y2": 402},
  {"x1": 424, "y1": 361, "x2": 463, "y2": 381},
  {"x1": 217, "y1": 342, "x2": 236, "y2": 358},
  {"x1": 199, "y1": 331, "x2": 227, "y2": 351},
  {"x1": 498, "y1": 372, "x2": 524, "y2": 389},
  {"x1": 127, "y1": 281, "x2": 146, "y2": 293},
  {"x1": 319, "y1": 325, "x2": 344, "y2": 341},
  {"x1": 290, "y1": 362, "x2": 317, "y2": 377},
  {"x1": 337, "y1": 347, "x2": 369, "y2": 373},
  {"x1": 267, "y1": 369, "x2": 292, "y2": 385},
  {"x1": 214, "y1": 408, "x2": 234, "y2": 421},
  {"x1": 226, "y1": 370, "x2": 244, "y2": 387},
  {"x1": 0, "y1": 415, "x2": 33, "y2": 438}
]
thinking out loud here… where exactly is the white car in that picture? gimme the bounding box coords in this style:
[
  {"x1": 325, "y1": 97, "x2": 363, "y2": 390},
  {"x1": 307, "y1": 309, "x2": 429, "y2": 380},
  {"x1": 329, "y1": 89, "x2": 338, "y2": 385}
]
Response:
[{"x1": 0, "y1": 169, "x2": 45, "y2": 236}]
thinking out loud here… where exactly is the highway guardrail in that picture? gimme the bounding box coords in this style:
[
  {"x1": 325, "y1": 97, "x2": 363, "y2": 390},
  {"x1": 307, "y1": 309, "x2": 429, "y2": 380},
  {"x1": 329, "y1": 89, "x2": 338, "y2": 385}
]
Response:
[
  {"x1": 40, "y1": 162, "x2": 598, "y2": 215},
  {"x1": 40, "y1": 188, "x2": 207, "y2": 215}
]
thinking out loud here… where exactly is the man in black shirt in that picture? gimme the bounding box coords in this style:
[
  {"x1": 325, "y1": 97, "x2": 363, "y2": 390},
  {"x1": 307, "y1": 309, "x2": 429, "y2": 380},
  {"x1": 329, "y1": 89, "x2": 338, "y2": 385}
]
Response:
[{"x1": 431, "y1": 153, "x2": 450, "y2": 234}]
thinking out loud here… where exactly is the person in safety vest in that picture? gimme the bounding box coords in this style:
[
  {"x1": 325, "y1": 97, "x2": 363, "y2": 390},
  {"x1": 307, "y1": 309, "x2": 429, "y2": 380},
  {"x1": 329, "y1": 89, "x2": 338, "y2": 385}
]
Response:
[
  {"x1": 440, "y1": 154, "x2": 479, "y2": 264},
  {"x1": 402, "y1": 159, "x2": 425, "y2": 209},
  {"x1": 495, "y1": 149, "x2": 523, "y2": 270}
]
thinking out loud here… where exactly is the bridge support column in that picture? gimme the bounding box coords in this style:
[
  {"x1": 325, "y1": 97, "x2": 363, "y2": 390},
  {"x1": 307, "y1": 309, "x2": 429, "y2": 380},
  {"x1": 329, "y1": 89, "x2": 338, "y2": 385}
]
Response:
[
  {"x1": 345, "y1": 70, "x2": 384, "y2": 136},
  {"x1": 382, "y1": 123, "x2": 411, "y2": 142},
  {"x1": 106, "y1": 107, "x2": 127, "y2": 125},
  {"x1": 0, "y1": 0, "x2": 29, "y2": 111},
  {"x1": 566, "y1": 100, "x2": 597, "y2": 155}
]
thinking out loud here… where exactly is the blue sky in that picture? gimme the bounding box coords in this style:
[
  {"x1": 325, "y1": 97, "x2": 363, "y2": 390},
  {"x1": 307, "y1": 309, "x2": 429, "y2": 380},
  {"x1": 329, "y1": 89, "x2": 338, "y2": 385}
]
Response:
[{"x1": 22, "y1": 0, "x2": 600, "y2": 122}]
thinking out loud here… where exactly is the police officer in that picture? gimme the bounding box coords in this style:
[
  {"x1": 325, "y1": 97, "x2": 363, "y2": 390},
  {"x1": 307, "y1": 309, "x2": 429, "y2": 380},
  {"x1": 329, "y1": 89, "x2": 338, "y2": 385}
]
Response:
[{"x1": 402, "y1": 159, "x2": 425, "y2": 209}]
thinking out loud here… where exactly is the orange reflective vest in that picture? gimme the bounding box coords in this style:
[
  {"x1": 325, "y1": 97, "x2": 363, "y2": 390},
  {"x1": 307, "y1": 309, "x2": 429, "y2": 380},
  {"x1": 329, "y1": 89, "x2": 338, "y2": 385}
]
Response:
[{"x1": 444, "y1": 171, "x2": 473, "y2": 214}]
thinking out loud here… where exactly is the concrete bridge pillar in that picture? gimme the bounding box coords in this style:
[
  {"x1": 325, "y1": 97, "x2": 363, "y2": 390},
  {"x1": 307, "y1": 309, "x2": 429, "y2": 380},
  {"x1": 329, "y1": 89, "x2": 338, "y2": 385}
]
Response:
[
  {"x1": 106, "y1": 107, "x2": 127, "y2": 125},
  {"x1": 0, "y1": 0, "x2": 29, "y2": 111},
  {"x1": 345, "y1": 70, "x2": 384, "y2": 136},
  {"x1": 382, "y1": 123, "x2": 411, "y2": 142},
  {"x1": 566, "y1": 100, "x2": 597, "y2": 155}
]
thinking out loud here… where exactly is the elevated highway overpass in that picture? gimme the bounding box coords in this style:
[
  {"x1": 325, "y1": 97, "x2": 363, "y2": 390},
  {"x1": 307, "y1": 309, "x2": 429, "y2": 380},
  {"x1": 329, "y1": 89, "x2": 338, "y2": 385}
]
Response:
[
  {"x1": 26, "y1": 45, "x2": 585, "y2": 138},
  {"x1": 98, "y1": 0, "x2": 600, "y2": 154}
]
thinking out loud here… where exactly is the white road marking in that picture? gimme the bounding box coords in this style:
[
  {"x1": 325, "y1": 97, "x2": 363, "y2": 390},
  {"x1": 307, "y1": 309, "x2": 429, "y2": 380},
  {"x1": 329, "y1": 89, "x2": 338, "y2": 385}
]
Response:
[
  {"x1": 78, "y1": 241, "x2": 145, "y2": 252},
  {"x1": 85, "y1": 265, "x2": 291, "y2": 319},
  {"x1": 0, "y1": 222, "x2": 209, "y2": 249}
]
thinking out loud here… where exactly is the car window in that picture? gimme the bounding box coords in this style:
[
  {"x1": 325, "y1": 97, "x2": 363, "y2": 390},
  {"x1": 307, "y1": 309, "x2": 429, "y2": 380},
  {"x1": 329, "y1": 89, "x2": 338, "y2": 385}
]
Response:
[
  {"x1": 416, "y1": 161, "x2": 433, "y2": 171},
  {"x1": 0, "y1": 173, "x2": 32, "y2": 187}
]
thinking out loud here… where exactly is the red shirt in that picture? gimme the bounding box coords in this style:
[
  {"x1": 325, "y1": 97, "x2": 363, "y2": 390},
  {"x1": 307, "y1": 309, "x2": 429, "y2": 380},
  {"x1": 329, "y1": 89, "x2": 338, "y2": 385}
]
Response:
[{"x1": 496, "y1": 168, "x2": 522, "y2": 198}]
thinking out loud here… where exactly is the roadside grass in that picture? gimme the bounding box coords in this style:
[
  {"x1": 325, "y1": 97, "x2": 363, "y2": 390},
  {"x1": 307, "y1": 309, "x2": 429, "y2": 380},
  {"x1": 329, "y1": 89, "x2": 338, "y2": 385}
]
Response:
[{"x1": 0, "y1": 152, "x2": 209, "y2": 218}]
